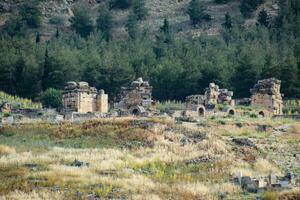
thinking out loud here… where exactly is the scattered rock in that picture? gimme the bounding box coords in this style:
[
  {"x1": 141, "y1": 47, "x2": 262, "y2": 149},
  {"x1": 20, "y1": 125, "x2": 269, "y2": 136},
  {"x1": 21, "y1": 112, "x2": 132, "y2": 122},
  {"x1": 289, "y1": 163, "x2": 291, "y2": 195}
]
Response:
[
  {"x1": 232, "y1": 138, "x2": 256, "y2": 148},
  {"x1": 185, "y1": 155, "x2": 215, "y2": 165},
  {"x1": 272, "y1": 124, "x2": 291, "y2": 136},
  {"x1": 70, "y1": 159, "x2": 89, "y2": 167}
]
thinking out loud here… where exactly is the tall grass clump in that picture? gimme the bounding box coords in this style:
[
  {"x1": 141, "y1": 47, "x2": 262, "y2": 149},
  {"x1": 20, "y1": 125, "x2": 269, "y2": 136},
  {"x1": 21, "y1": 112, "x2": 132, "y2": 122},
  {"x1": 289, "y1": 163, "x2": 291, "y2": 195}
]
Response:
[{"x1": 156, "y1": 100, "x2": 185, "y2": 113}]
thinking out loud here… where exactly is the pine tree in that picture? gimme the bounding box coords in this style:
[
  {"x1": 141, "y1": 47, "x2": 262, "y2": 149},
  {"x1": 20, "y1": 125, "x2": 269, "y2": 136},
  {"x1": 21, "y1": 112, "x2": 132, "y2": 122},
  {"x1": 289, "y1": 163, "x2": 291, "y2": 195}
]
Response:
[
  {"x1": 257, "y1": 9, "x2": 270, "y2": 27},
  {"x1": 160, "y1": 18, "x2": 172, "y2": 44},
  {"x1": 36, "y1": 32, "x2": 41, "y2": 43},
  {"x1": 187, "y1": 0, "x2": 211, "y2": 25},
  {"x1": 70, "y1": 6, "x2": 94, "y2": 38},
  {"x1": 19, "y1": 0, "x2": 42, "y2": 28},
  {"x1": 110, "y1": 0, "x2": 132, "y2": 9},
  {"x1": 42, "y1": 48, "x2": 50, "y2": 90},
  {"x1": 132, "y1": 0, "x2": 148, "y2": 20},
  {"x1": 55, "y1": 28, "x2": 60, "y2": 38},
  {"x1": 96, "y1": 6, "x2": 113, "y2": 41},
  {"x1": 126, "y1": 12, "x2": 139, "y2": 39},
  {"x1": 222, "y1": 12, "x2": 233, "y2": 30}
]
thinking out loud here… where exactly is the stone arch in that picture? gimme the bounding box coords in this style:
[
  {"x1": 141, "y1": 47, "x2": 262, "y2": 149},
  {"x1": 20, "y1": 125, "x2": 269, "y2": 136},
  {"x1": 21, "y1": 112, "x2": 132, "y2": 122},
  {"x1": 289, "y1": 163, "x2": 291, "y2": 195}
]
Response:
[
  {"x1": 228, "y1": 109, "x2": 235, "y2": 116},
  {"x1": 258, "y1": 110, "x2": 266, "y2": 118},
  {"x1": 197, "y1": 106, "x2": 206, "y2": 117},
  {"x1": 130, "y1": 106, "x2": 146, "y2": 116}
]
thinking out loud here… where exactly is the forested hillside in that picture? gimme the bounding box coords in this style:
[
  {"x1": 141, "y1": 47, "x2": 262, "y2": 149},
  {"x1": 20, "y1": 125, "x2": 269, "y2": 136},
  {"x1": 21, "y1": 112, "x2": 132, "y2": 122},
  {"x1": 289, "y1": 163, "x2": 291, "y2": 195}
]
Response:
[{"x1": 0, "y1": 0, "x2": 299, "y2": 101}]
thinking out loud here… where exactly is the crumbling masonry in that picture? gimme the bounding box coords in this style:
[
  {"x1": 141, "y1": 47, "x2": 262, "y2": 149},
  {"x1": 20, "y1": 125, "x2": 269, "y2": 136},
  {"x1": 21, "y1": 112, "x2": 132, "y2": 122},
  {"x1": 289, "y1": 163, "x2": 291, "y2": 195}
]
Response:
[
  {"x1": 250, "y1": 78, "x2": 283, "y2": 115},
  {"x1": 115, "y1": 78, "x2": 153, "y2": 115},
  {"x1": 63, "y1": 81, "x2": 108, "y2": 114},
  {"x1": 185, "y1": 83, "x2": 235, "y2": 116}
]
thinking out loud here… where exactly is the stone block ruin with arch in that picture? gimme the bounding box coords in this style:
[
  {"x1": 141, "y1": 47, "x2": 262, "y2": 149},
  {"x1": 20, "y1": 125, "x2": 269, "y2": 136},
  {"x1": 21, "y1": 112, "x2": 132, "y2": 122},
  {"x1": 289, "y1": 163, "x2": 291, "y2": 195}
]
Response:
[{"x1": 184, "y1": 83, "x2": 235, "y2": 118}]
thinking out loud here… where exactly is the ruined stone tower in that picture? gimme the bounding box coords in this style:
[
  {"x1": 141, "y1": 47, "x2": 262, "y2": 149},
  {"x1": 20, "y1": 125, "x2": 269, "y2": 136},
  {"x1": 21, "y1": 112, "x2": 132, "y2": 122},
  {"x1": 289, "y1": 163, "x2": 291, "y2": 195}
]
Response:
[
  {"x1": 63, "y1": 82, "x2": 108, "y2": 114},
  {"x1": 115, "y1": 78, "x2": 153, "y2": 114},
  {"x1": 250, "y1": 78, "x2": 283, "y2": 115}
]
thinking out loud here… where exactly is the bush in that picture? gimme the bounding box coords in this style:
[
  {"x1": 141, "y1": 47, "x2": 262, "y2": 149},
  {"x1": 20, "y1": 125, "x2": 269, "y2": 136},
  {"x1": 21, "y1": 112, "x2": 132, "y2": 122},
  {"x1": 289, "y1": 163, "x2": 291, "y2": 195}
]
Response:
[
  {"x1": 132, "y1": 0, "x2": 148, "y2": 20},
  {"x1": 38, "y1": 88, "x2": 63, "y2": 110},
  {"x1": 215, "y1": 0, "x2": 229, "y2": 3},
  {"x1": 70, "y1": 6, "x2": 94, "y2": 38},
  {"x1": 19, "y1": 0, "x2": 42, "y2": 28},
  {"x1": 110, "y1": 0, "x2": 132, "y2": 9},
  {"x1": 240, "y1": 0, "x2": 263, "y2": 18},
  {"x1": 187, "y1": 0, "x2": 211, "y2": 25},
  {"x1": 49, "y1": 15, "x2": 65, "y2": 25}
]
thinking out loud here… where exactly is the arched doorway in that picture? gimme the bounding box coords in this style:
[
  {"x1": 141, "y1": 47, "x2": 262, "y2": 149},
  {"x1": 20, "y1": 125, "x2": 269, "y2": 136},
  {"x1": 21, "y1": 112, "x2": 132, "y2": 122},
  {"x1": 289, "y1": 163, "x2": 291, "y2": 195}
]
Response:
[
  {"x1": 258, "y1": 111, "x2": 265, "y2": 118},
  {"x1": 132, "y1": 108, "x2": 140, "y2": 116},
  {"x1": 228, "y1": 109, "x2": 235, "y2": 116},
  {"x1": 198, "y1": 107, "x2": 205, "y2": 117}
]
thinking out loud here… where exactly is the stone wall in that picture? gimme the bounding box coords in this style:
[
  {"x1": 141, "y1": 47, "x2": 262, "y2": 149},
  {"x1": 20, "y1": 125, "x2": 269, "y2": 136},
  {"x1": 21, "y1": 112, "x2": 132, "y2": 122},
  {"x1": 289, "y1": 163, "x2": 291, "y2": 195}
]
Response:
[
  {"x1": 63, "y1": 81, "x2": 108, "y2": 114},
  {"x1": 186, "y1": 83, "x2": 234, "y2": 111},
  {"x1": 115, "y1": 78, "x2": 153, "y2": 112},
  {"x1": 250, "y1": 78, "x2": 283, "y2": 115}
]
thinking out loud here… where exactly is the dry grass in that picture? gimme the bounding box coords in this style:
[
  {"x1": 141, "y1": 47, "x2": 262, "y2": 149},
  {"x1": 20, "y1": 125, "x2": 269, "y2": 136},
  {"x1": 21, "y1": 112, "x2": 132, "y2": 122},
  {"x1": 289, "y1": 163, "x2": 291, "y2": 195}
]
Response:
[
  {"x1": 278, "y1": 188, "x2": 300, "y2": 200},
  {"x1": 0, "y1": 116, "x2": 298, "y2": 199},
  {"x1": 2, "y1": 190, "x2": 64, "y2": 200},
  {"x1": 0, "y1": 145, "x2": 15, "y2": 156},
  {"x1": 253, "y1": 158, "x2": 282, "y2": 176}
]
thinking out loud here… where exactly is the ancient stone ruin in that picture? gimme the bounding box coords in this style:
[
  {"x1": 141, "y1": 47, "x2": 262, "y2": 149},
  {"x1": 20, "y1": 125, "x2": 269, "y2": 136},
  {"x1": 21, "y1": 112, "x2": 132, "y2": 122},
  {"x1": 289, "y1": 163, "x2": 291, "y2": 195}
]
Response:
[
  {"x1": 63, "y1": 81, "x2": 108, "y2": 114},
  {"x1": 185, "y1": 83, "x2": 235, "y2": 116},
  {"x1": 250, "y1": 78, "x2": 283, "y2": 116},
  {"x1": 115, "y1": 78, "x2": 153, "y2": 115}
]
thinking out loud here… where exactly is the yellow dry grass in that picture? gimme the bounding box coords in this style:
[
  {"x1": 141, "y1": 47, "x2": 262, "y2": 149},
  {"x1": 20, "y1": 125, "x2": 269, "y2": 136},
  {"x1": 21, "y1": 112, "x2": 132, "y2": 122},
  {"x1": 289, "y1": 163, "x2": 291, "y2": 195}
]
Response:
[{"x1": 0, "y1": 145, "x2": 16, "y2": 156}]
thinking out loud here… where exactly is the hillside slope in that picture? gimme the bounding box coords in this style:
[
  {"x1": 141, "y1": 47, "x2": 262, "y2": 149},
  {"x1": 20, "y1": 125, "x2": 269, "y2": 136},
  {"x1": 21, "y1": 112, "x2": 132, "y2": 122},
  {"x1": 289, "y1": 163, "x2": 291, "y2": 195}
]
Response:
[{"x1": 0, "y1": 0, "x2": 279, "y2": 39}]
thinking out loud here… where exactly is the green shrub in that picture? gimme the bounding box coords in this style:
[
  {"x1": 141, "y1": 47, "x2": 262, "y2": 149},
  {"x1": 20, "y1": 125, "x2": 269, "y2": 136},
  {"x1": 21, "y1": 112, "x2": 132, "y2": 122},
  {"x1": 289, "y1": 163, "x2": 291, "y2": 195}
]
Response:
[
  {"x1": 3, "y1": 112, "x2": 11, "y2": 117},
  {"x1": 38, "y1": 88, "x2": 62, "y2": 110},
  {"x1": 215, "y1": 0, "x2": 229, "y2": 3},
  {"x1": 240, "y1": 0, "x2": 263, "y2": 18},
  {"x1": 49, "y1": 15, "x2": 65, "y2": 25},
  {"x1": 187, "y1": 0, "x2": 211, "y2": 25},
  {"x1": 110, "y1": 0, "x2": 132, "y2": 9},
  {"x1": 156, "y1": 101, "x2": 185, "y2": 113}
]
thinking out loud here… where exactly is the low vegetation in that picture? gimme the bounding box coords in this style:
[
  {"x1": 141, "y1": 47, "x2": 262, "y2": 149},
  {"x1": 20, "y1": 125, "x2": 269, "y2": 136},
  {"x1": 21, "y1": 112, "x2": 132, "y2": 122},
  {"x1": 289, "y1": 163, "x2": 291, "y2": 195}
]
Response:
[{"x1": 0, "y1": 116, "x2": 299, "y2": 199}]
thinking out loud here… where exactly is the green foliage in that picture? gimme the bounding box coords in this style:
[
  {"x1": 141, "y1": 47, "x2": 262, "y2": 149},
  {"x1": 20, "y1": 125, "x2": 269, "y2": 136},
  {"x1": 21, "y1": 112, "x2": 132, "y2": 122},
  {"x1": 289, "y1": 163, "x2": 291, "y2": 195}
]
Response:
[
  {"x1": 257, "y1": 9, "x2": 270, "y2": 27},
  {"x1": 126, "y1": 12, "x2": 139, "y2": 39},
  {"x1": 70, "y1": 6, "x2": 94, "y2": 38},
  {"x1": 96, "y1": 6, "x2": 113, "y2": 41},
  {"x1": 0, "y1": 0, "x2": 299, "y2": 102},
  {"x1": 3, "y1": 16, "x2": 27, "y2": 37},
  {"x1": 215, "y1": 0, "x2": 229, "y2": 3},
  {"x1": 156, "y1": 100, "x2": 185, "y2": 112},
  {"x1": 222, "y1": 12, "x2": 233, "y2": 30},
  {"x1": 240, "y1": 0, "x2": 263, "y2": 18},
  {"x1": 49, "y1": 15, "x2": 65, "y2": 26},
  {"x1": 0, "y1": 92, "x2": 41, "y2": 109},
  {"x1": 187, "y1": 0, "x2": 211, "y2": 25},
  {"x1": 38, "y1": 88, "x2": 62, "y2": 110},
  {"x1": 132, "y1": 0, "x2": 148, "y2": 20},
  {"x1": 19, "y1": 0, "x2": 42, "y2": 28},
  {"x1": 110, "y1": 0, "x2": 132, "y2": 9}
]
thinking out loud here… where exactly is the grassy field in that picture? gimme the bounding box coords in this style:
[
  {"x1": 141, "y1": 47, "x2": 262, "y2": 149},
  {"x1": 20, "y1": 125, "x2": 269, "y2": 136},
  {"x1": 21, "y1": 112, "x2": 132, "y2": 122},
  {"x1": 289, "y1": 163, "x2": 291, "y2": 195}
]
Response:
[{"x1": 0, "y1": 116, "x2": 299, "y2": 199}]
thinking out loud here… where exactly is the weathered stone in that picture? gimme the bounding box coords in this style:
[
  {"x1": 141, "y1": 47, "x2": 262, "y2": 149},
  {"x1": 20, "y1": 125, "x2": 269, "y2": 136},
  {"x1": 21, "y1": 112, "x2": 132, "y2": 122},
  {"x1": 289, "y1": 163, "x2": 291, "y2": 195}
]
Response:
[
  {"x1": 250, "y1": 78, "x2": 283, "y2": 115},
  {"x1": 70, "y1": 159, "x2": 89, "y2": 167},
  {"x1": 115, "y1": 78, "x2": 153, "y2": 115},
  {"x1": 63, "y1": 81, "x2": 108, "y2": 114},
  {"x1": 185, "y1": 83, "x2": 234, "y2": 116},
  {"x1": 232, "y1": 138, "x2": 255, "y2": 148}
]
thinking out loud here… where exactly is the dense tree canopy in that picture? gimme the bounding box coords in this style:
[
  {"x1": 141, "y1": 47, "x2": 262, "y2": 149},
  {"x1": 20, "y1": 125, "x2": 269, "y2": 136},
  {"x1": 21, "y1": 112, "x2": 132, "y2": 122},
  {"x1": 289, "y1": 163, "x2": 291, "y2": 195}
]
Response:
[{"x1": 0, "y1": 0, "x2": 299, "y2": 102}]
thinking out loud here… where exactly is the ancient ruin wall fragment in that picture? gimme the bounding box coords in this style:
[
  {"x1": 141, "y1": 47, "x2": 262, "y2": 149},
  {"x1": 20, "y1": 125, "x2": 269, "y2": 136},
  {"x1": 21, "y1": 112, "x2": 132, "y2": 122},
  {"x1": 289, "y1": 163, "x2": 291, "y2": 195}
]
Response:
[
  {"x1": 115, "y1": 77, "x2": 153, "y2": 110},
  {"x1": 63, "y1": 81, "x2": 108, "y2": 114},
  {"x1": 250, "y1": 78, "x2": 283, "y2": 115}
]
